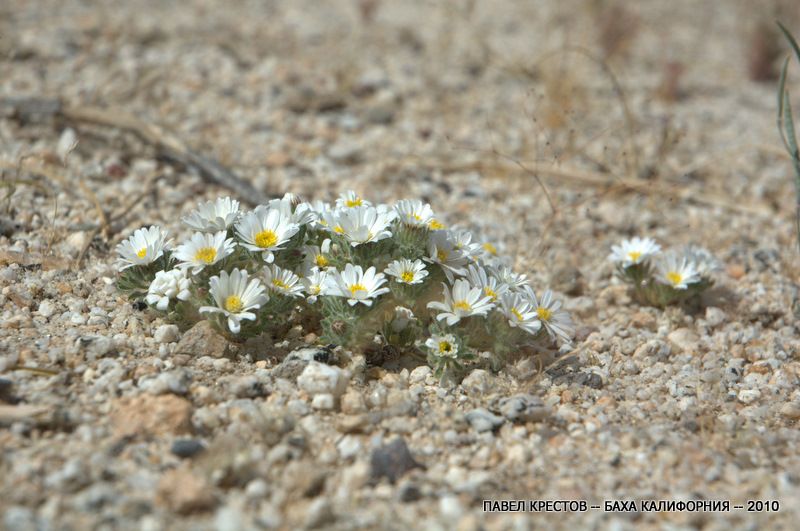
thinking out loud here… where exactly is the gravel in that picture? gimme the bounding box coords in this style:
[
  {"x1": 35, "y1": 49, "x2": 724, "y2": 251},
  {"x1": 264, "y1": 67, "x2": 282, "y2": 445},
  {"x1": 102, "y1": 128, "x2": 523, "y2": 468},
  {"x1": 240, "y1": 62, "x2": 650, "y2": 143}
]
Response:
[{"x1": 1, "y1": 0, "x2": 799, "y2": 529}]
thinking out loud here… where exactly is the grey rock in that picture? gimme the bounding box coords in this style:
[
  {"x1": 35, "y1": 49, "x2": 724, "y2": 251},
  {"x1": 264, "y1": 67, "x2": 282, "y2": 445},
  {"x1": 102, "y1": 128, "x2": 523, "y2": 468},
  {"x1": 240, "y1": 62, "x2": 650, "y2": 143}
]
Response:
[
  {"x1": 175, "y1": 320, "x2": 236, "y2": 358},
  {"x1": 633, "y1": 339, "x2": 672, "y2": 360},
  {"x1": 226, "y1": 375, "x2": 270, "y2": 398},
  {"x1": 37, "y1": 299, "x2": 57, "y2": 318},
  {"x1": 4, "y1": 506, "x2": 36, "y2": 531},
  {"x1": 398, "y1": 481, "x2": 423, "y2": 502},
  {"x1": 245, "y1": 478, "x2": 269, "y2": 500},
  {"x1": 297, "y1": 362, "x2": 349, "y2": 398},
  {"x1": 337, "y1": 434, "x2": 362, "y2": 459},
  {"x1": 496, "y1": 394, "x2": 550, "y2": 423},
  {"x1": 370, "y1": 438, "x2": 423, "y2": 484},
  {"x1": 154, "y1": 324, "x2": 180, "y2": 344},
  {"x1": 304, "y1": 498, "x2": 335, "y2": 529},
  {"x1": 704, "y1": 307, "x2": 726, "y2": 328},
  {"x1": 0, "y1": 377, "x2": 18, "y2": 403},
  {"x1": 139, "y1": 369, "x2": 192, "y2": 395},
  {"x1": 364, "y1": 103, "x2": 395, "y2": 125},
  {"x1": 460, "y1": 369, "x2": 492, "y2": 395},
  {"x1": 577, "y1": 372, "x2": 604, "y2": 389},
  {"x1": 328, "y1": 141, "x2": 363, "y2": 165},
  {"x1": 76, "y1": 335, "x2": 114, "y2": 361},
  {"x1": 44, "y1": 458, "x2": 89, "y2": 492},
  {"x1": 272, "y1": 347, "x2": 333, "y2": 381},
  {"x1": 465, "y1": 408, "x2": 505, "y2": 432},
  {"x1": 311, "y1": 393, "x2": 335, "y2": 410},
  {"x1": 408, "y1": 365, "x2": 432, "y2": 384},
  {"x1": 545, "y1": 355, "x2": 583, "y2": 383},
  {"x1": 668, "y1": 328, "x2": 700, "y2": 353},
  {"x1": 171, "y1": 439, "x2": 206, "y2": 458}
]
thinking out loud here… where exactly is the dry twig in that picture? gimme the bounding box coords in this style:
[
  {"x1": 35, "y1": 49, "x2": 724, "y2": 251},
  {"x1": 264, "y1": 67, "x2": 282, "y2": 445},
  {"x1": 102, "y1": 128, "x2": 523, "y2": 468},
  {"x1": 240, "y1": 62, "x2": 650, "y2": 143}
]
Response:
[{"x1": 1, "y1": 97, "x2": 269, "y2": 205}]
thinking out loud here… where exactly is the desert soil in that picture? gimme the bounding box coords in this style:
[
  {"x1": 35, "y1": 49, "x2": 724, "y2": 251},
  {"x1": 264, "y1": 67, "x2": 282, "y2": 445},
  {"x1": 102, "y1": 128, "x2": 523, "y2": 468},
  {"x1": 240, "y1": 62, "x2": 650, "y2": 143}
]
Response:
[{"x1": 2, "y1": 0, "x2": 800, "y2": 529}]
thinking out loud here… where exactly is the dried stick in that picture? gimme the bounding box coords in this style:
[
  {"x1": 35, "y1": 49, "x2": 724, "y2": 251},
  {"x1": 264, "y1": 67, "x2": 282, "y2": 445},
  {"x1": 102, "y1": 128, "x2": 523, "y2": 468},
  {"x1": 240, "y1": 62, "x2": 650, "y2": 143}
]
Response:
[
  {"x1": 1, "y1": 97, "x2": 269, "y2": 205},
  {"x1": 389, "y1": 155, "x2": 775, "y2": 218}
]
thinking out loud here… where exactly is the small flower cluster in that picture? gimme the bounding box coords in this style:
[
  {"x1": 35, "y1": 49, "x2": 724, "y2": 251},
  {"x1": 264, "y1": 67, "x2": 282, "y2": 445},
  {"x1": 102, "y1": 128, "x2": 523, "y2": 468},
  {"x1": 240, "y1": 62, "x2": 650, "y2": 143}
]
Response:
[
  {"x1": 609, "y1": 237, "x2": 720, "y2": 307},
  {"x1": 116, "y1": 192, "x2": 574, "y2": 378}
]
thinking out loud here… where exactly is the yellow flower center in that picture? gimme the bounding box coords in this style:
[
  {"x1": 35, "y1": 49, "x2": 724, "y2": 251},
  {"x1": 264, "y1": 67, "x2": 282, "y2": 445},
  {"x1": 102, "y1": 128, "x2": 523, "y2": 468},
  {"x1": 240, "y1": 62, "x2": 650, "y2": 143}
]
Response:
[
  {"x1": 453, "y1": 300, "x2": 471, "y2": 312},
  {"x1": 628, "y1": 251, "x2": 642, "y2": 262},
  {"x1": 310, "y1": 286, "x2": 321, "y2": 294},
  {"x1": 666, "y1": 271, "x2": 683, "y2": 285},
  {"x1": 511, "y1": 307, "x2": 524, "y2": 321},
  {"x1": 412, "y1": 213, "x2": 422, "y2": 221},
  {"x1": 438, "y1": 341, "x2": 453, "y2": 354},
  {"x1": 348, "y1": 283, "x2": 367, "y2": 297},
  {"x1": 194, "y1": 247, "x2": 217, "y2": 264},
  {"x1": 537, "y1": 307, "x2": 552, "y2": 321},
  {"x1": 254, "y1": 229, "x2": 278, "y2": 248},
  {"x1": 401, "y1": 270, "x2": 415, "y2": 283},
  {"x1": 436, "y1": 249, "x2": 448, "y2": 262},
  {"x1": 315, "y1": 254, "x2": 329, "y2": 268},
  {"x1": 333, "y1": 226, "x2": 345, "y2": 234},
  {"x1": 224, "y1": 295, "x2": 243, "y2": 313},
  {"x1": 484, "y1": 287, "x2": 497, "y2": 300},
  {"x1": 429, "y1": 219, "x2": 445, "y2": 230},
  {"x1": 345, "y1": 197, "x2": 363, "y2": 207},
  {"x1": 136, "y1": 247, "x2": 147, "y2": 259},
  {"x1": 483, "y1": 242, "x2": 498, "y2": 256},
  {"x1": 272, "y1": 279, "x2": 289, "y2": 290}
]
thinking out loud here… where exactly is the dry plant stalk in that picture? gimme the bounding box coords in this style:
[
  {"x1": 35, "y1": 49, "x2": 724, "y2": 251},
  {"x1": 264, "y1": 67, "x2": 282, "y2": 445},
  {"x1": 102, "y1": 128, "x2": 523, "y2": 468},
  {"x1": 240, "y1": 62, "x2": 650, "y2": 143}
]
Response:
[{"x1": 776, "y1": 22, "x2": 800, "y2": 250}]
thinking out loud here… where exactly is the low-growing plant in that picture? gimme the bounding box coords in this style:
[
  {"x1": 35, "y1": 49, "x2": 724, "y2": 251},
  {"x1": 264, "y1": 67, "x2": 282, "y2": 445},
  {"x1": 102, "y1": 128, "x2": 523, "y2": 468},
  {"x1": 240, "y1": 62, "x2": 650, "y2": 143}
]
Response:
[
  {"x1": 609, "y1": 237, "x2": 720, "y2": 307},
  {"x1": 777, "y1": 22, "x2": 800, "y2": 251},
  {"x1": 115, "y1": 192, "x2": 574, "y2": 380}
]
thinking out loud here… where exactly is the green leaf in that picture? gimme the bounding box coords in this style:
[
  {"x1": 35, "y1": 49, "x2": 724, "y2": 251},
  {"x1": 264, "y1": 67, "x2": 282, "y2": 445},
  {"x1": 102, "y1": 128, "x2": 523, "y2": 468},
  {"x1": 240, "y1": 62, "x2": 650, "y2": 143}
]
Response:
[
  {"x1": 778, "y1": 56, "x2": 792, "y2": 153},
  {"x1": 778, "y1": 21, "x2": 800, "y2": 65}
]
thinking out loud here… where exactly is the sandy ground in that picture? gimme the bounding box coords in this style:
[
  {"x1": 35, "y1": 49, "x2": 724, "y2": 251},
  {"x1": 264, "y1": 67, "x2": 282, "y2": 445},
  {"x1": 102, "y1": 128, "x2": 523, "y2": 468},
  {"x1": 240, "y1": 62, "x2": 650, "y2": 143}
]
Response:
[{"x1": 2, "y1": 0, "x2": 800, "y2": 529}]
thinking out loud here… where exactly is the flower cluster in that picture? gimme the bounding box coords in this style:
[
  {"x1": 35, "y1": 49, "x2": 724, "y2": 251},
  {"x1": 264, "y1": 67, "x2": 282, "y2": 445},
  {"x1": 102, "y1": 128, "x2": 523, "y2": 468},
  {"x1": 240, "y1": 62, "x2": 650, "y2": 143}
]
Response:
[
  {"x1": 609, "y1": 237, "x2": 720, "y2": 307},
  {"x1": 116, "y1": 192, "x2": 574, "y2": 378}
]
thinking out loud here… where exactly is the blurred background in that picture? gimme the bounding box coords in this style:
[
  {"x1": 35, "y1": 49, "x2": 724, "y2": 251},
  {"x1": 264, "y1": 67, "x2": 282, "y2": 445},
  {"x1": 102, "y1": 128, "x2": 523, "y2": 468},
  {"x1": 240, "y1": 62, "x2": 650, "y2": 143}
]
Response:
[{"x1": 2, "y1": 0, "x2": 800, "y2": 280}]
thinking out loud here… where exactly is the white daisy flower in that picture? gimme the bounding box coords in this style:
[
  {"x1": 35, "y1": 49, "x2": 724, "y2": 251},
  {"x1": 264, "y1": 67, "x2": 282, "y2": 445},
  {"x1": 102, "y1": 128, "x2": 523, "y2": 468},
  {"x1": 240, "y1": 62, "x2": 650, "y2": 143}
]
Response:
[
  {"x1": 489, "y1": 264, "x2": 528, "y2": 292},
  {"x1": 335, "y1": 190, "x2": 372, "y2": 209},
  {"x1": 329, "y1": 263, "x2": 390, "y2": 306},
  {"x1": 683, "y1": 245, "x2": 721, "y2": 277},
  {"x1": 465, "y1": 263, "x2": 509, "y2": 302},
  {"x1": 145, "y1": 268, "x2": 192, "y2": 311},
  {"x1": 300, "y1": 268, "x2": 332, "y2": 304},
  {"x1": 263, "y1": 193, "x2": 315, "y2": 226},
  {"x1": 654, "y1": 253, "x2": 701, "y2": 290},
  {"x1": 324, "y1": 205, "x2": 395, "y2": 246},
  {"x1": 394, "y1": 199, "x2": 434, "y2": 227},
  {"x1": 199, "y1": 268, "x2": 268, "y2": 334},
  {"x1": 425, "y1": 333, "x2": 458, "y2": 359},
  {"x1": 115, "y1": 225, "x2": 170, "y2": 271},
  {"x1": 499, "y1": 291, "x2": 542, "y2": 335},
  {"x1": 608, "y1": 237, "x2": 661, "y2": 268},
  {"x1": 524, "y1": 287, "x2": 574, "y2": 344},
  {"x1": 302, "y1": 239, "x2": 333, "y2": 272},
  {"x1": 427, "y1": 279, "x2": 494, "y2": 325},
  {"x1": 263, "y1": 264, "x2": 304, "y2": 298},
  {"x1": 450, "y1": 228, "x2": 483, "y2": 262},
  {"x1": 307, "y1": 200, "x2": 334, "y2": 230},
  {"x1": 173, "y1": 231, "x2": 235, "y2": 274},
  {"x1": 426, "y1": 230, "x2": 469, "y2": 282},
  {"x1": 481, "y1": 241, "x2": 499, "y2": 259},
  {"x1": 428, "y1": 218, "x2": 447, "y2": 231},
  {"x1": 384, "y1": 258, "x2": 428, "y2": 285},
  {"x1": 182, "y1": 197, "x2": 240, "y2": 233},
  {"x1": 235, "y1": 207, "x2": 300, "y2": 263},
  {"x1": 391, "y1": 306, "x2": 416, "y2": 332}
]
